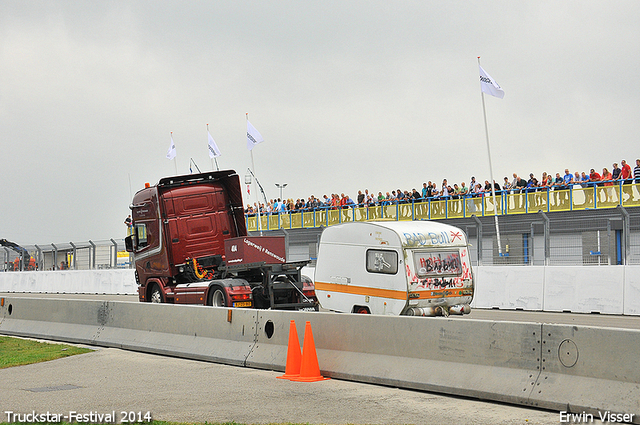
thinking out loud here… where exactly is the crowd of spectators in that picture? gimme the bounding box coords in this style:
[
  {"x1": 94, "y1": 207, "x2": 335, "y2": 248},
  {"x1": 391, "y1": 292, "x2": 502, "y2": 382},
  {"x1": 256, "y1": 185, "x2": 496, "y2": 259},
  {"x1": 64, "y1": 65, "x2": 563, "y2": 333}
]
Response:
[{"x1": 245, "y1": 158, "x2": 640, "y2": 215}]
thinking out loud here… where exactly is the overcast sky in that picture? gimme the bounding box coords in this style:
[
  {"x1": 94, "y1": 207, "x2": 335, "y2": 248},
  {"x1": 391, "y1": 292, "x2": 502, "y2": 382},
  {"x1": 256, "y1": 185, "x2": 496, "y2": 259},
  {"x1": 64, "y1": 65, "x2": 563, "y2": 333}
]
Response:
[{"x1": 1, "y1": 1, "x2": 639, "y2": 244}]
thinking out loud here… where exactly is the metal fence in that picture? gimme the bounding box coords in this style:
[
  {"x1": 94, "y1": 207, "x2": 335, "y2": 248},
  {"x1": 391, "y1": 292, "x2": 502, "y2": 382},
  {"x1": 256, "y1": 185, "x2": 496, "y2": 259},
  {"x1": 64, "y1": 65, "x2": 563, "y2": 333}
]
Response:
[
  {"x1": 249, "y1": 206, "x2": 640, "y2": 267},
  {"x1": 1, "y1": 239, "x2": 130, "y2": 272},
  {"x1": 245, "y1": 182, "x2": 640, "y2": 267},
  {"x1": 418, "y1": 207, "x2": 639, "y2": 267},
  {"x1": 246, "y1": 181, "x2": 640, "y2": 232}
]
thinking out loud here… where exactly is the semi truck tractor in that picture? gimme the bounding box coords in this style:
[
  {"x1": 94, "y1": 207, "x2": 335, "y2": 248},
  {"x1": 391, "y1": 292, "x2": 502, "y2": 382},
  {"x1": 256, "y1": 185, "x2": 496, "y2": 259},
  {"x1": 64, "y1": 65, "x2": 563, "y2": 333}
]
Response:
[
  {"x1": 314, "y1": 220, "x2": 474, "y2": 316},
  {"x1": 125, "y1": 170, "x2": 316, "y2": 310}
]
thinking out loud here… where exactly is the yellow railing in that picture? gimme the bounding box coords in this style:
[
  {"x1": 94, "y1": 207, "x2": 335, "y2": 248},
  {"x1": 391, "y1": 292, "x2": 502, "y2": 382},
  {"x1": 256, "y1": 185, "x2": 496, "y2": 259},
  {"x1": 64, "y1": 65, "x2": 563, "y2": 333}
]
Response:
[{"x1": 245, "y1": 183, "x2": 640, "y2": 232}]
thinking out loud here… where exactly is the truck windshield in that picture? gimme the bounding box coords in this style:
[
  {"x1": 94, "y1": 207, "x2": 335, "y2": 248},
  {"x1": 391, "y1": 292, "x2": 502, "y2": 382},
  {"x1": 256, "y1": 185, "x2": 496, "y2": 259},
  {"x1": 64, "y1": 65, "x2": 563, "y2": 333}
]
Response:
[{"x1": 413, "y1": 251, "x2": 461, "y2": 278}]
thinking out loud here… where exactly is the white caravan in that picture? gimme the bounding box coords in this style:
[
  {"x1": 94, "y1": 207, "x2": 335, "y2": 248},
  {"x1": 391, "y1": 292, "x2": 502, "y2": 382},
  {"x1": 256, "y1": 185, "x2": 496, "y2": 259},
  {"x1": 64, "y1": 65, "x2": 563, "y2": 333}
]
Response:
[{"x1": 314, "y1": 221, "x2": 474, "y2": 316}]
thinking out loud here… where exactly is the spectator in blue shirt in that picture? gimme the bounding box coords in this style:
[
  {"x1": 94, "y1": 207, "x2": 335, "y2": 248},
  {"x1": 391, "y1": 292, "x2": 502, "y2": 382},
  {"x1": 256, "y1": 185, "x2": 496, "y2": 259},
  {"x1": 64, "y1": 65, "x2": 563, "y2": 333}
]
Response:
[{"x1": 563, "y1": 169, "x2": 574, "y2": 185}]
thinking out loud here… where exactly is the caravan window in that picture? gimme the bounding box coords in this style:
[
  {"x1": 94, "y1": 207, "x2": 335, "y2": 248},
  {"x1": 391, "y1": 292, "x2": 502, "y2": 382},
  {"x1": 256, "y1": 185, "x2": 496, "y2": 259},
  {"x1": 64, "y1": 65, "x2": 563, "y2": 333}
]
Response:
[
  {"x1": 366, "y1": 249, "x2": 398, "y2": 275},
  {"x1": 413, "y1": 250, "x2": 461, "y2": 278}
]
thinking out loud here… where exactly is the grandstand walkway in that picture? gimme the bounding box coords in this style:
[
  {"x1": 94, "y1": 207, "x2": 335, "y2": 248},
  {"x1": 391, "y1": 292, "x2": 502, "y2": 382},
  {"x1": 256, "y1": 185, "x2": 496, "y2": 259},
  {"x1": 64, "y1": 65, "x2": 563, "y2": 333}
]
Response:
[{"x1": 246, "y1": 182, "x2": 640, "y2": 232}]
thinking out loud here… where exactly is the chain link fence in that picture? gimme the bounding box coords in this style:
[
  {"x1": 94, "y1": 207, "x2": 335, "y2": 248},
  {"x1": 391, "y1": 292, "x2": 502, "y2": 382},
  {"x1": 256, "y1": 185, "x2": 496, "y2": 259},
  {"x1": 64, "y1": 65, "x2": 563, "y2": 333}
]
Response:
[
  {"x1": 457, "y1": 207, "x2": 639, "y2": 266},
  {"x1": 1, "y1": 239, "x2": 131, "y2": 272}
]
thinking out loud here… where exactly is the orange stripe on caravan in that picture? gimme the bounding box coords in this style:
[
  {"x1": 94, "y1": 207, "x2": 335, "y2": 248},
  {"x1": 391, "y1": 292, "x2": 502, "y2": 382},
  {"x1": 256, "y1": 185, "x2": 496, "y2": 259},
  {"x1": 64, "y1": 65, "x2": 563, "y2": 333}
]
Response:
[
  {"x1": 314, "y1": 282, "x2": 465, "y2": 300},
  {"x1": 314, "y1": 281, "x2": 407, "y2": 300}
]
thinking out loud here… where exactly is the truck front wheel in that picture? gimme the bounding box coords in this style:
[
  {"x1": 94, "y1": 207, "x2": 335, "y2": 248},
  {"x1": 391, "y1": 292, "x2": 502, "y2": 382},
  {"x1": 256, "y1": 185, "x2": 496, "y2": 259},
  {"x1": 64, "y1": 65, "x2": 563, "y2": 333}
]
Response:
[
  {"x1": 209, "y1": 287, "x2": 226, "y2": 307},
  {"x1": 150, "y1": 285, "x2": 163, "y2": 303}
]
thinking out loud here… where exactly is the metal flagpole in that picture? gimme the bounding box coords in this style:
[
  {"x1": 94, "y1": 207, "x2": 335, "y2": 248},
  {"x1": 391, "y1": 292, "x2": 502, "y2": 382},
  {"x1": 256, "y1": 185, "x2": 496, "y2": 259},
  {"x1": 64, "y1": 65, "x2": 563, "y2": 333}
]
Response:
[
  {"x1": 207, "y1": 124, "x2": 219, "y2": 171},
  {"x1": 478, "y1": 57, "x2": 503, "y2": 256},
  {"x1": 248, "y1": 113, "x2": 262, "y2": 235},
  {"x1": 171, "y1": 132, "x2": 178, "y2": 175}
]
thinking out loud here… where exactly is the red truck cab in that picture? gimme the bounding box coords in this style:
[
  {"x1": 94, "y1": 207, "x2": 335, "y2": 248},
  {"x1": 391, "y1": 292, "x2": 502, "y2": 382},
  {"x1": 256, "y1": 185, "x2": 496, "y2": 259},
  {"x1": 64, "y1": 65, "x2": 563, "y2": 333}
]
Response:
[{"x1": 126, "y1": 170, "x2": 316, "y2": 310}]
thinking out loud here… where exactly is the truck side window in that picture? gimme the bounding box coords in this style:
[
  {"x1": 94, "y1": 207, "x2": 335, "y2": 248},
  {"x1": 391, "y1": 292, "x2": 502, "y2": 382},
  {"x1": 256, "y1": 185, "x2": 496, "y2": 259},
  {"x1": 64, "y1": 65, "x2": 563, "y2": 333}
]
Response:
[
  {"x1": 366, "y1": 249, "x2": 398, "y2": 274},
  {"x1": 136, "y1": 224, "x2": 148, "y2": 249}
]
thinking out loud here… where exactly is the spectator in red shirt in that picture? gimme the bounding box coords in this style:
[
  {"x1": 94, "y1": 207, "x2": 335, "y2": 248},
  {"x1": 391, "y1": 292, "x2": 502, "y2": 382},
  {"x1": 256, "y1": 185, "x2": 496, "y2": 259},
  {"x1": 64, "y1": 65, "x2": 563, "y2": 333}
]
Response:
[
  {"x1": 620, "y1": 159, "x2": 633, "y2": 201},
  {"x1": 339, "y1": 193, "x2": 347, "y2": 208},
  {"x1": 589, "y1": 168, "x2": 602, "y2": 184},
  {"x1": 621, "y1": 160, "x2": 632, "y2": 181},
  {"x1": 331, "y1": 194, "x2": 340, "y2": 209}
]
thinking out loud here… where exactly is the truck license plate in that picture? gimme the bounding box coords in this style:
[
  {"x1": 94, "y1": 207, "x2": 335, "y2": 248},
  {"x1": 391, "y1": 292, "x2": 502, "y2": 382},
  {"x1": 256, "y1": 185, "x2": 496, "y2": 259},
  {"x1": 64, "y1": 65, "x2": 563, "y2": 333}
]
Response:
[{"x1": 233, "y1": 301, "x2": 252, "y2": 308}]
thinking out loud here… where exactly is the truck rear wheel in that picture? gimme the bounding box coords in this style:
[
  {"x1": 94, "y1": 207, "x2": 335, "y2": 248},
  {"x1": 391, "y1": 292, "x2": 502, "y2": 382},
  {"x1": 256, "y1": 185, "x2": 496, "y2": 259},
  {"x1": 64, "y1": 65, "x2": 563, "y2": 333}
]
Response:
[
  {"x1": 150, "y1": 285, "x2": 163, "y2": 303},
  {"x1": 210, "y1": 288, "x2": 226, "y2": 307}
]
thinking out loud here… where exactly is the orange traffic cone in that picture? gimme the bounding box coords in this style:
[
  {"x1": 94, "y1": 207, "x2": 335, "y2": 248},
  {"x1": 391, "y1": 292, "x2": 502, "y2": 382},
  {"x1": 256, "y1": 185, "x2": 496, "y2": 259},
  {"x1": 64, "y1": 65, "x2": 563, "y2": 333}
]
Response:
[
  {"x1": 277, "y1": 320, "x2": 302, "y2": 380},
  {"x1": 289, "y1": 321, "x2": 330, "y2": 382}
]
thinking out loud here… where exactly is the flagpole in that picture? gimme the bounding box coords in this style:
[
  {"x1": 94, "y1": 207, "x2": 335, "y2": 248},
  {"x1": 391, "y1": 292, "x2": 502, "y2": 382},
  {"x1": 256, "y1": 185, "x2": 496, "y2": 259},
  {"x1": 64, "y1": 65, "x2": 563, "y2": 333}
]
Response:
[
  {"x1": 478, "y1": 57, "x2": 503, "y2": 256},
  {"x1": 207, "y1": 124, "x2": 220, "y2": 171},
  {"x1": 171, "y1": 132, "x2": 178, "y2": 175},
  {"x1": 247, "y1": 113, "x2": 262, "y2": 235}
]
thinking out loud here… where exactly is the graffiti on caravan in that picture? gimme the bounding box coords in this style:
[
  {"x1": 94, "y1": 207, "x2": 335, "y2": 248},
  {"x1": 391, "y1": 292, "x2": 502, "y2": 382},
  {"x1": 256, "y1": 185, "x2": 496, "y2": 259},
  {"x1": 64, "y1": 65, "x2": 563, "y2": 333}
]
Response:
[
  {"x1": 403, "y1": 230, "x2": 463, "y2": 246},
  {"x1": 415, "y1": 251, "x2": 462, "y2": 277}
]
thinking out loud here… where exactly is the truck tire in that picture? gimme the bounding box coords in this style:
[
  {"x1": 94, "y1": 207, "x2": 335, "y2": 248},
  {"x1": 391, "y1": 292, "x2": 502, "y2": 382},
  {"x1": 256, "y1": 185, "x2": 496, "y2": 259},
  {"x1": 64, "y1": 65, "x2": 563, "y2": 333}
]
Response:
[
  {"x1": 150, "y1": 285, "x2": 163, "y2": 303},
  {"x1": 210, "y1": 287, "x2": 226, "y2": 307}
]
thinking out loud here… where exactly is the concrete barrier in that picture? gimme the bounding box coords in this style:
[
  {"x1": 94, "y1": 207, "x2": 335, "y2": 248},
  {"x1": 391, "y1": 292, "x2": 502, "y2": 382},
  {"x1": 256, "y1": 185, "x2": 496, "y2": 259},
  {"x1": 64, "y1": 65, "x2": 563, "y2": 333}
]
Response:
[
  {"x1": 249, "y1": 310, "x2": 544, "y2": 406},
  {"x1": 473, "y1": 266, "x2": 544, "y2": 310},
  {"x1": 3, "y1": 297, "x2": 636, "y2": 421},
  {"x1": 527, "y1": 323, "x2": 640, "y2": 420},
  {"x1": 472, "y1": 265, "x2": 639, "y2": 316},
  {"x1": 543, "y1": 266, "x2": 625, "y2": 314},
  {"x1": 624, "y1": 265, "x2": 640, "y2": 315},
  {"x1": 0, "y1": 270, "x2": 136, "y2": 294},
  {"x1": 2, "y1": 266, "x2": 640, "y2": 316},
  {"x1": 0, "y1": 297, "x2": 256, "y2": 366}
]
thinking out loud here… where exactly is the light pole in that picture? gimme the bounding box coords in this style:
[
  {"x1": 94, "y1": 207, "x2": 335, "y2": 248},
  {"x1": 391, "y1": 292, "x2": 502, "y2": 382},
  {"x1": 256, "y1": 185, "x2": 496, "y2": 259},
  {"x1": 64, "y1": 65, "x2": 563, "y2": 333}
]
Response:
[{"x1": 275, "y1": 183, "x2": 288, "y2": 200}]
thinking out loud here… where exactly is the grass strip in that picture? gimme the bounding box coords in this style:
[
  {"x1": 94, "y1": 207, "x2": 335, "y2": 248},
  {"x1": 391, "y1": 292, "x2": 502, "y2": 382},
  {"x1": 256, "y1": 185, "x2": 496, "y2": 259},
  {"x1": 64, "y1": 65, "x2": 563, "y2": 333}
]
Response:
[{"x1": 0, "y1": 336, "x2": 93, "y2": 369}]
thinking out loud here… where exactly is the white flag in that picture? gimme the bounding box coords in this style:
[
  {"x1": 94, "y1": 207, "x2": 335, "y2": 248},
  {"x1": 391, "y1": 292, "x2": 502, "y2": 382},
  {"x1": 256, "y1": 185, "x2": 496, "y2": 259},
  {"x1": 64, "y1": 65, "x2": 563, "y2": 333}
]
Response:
[
  {"x1": 246, "y1": 120, "x2": 264, "y2": 151},
  {"x1": 479, "y1": 65, "x2": 504, "y2": 99},
  {"x1": 208, "y1": 131, "x2": 222, "y2": 158},
  {"x1": 166, "y1": 135, "x2": 177, "y2": 160}
]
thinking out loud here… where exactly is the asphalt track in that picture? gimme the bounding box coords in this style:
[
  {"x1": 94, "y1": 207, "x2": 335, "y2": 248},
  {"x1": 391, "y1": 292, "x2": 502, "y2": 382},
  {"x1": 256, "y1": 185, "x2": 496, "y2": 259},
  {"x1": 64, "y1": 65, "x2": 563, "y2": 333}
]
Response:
[
  {"x1": 1, "y1": 344, "x2": 569, "y2": 425},
  {"x1": 2, "y1": 294, "x2": 636, "y2": 423}
]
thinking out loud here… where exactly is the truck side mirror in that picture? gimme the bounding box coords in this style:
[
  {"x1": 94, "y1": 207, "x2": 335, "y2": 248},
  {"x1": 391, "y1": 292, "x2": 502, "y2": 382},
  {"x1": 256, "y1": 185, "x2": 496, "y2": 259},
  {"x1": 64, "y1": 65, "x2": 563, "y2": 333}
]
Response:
[{"x1": 125, "y1": 235, "x2": 134, "y2": 252}]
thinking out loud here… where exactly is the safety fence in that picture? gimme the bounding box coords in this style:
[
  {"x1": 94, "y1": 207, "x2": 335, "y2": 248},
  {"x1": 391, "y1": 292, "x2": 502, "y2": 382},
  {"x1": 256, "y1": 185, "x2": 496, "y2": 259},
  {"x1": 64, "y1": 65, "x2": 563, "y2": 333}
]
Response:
[
  {"x1": 1, "y1": 239, "x2": 130, "y2": 272},
  {"x1": 460, "y1": 207, "x2": 640, "y2": 266},
  {"x1": 246, "y1": 181, "x2": 640, "y2": 231}
]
